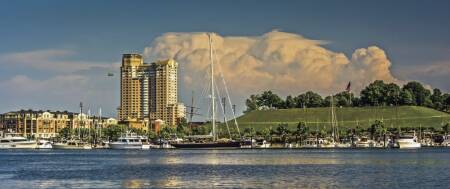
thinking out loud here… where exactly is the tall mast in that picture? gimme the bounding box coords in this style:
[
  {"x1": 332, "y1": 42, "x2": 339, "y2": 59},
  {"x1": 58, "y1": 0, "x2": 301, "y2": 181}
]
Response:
[
  {"x1": 209, "y1": 33, "x2": 216, "y2": 141},
  {"x1": 79, "y1": 102, "x2": 83, "y2": 140},
  {"x1": 331, "y1": 95, "x2": 335, "y2": 142}
]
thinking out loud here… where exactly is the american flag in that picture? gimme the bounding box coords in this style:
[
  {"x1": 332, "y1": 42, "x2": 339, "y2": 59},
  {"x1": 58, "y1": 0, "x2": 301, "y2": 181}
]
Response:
[{"x1": 345, "y1": 81, "x2": 351, "y2": 92}]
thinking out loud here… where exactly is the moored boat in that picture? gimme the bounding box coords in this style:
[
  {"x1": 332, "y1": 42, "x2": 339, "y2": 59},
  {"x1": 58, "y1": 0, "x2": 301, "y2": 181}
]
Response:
[
  {"x1": 397, "y1": 134, "x2": 421, "y2": 149},
  {"x1": 52, "y1": 140, "x2": 92, "y2": 150},
  {"x1": 0, "y1": 134, "x2": 37, "y2": 149},
  {"x1": 355, "y1": 136, "x2": 376, "y2": 148},
  {"x1": 171, "y1": 139, "x2": 241, "y2": 149},
  {"x1": 109, "y1": 133, "x2": 149, "y2": 149},
  {"x1": 36, "y1": 139, "x2": 52, "y2": 149}
]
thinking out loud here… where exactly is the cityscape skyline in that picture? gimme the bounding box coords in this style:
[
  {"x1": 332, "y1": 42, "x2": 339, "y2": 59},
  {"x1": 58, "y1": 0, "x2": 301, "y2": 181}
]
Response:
[{"x1": 0, "y1": 0, "x2": 449, "y2": 118}]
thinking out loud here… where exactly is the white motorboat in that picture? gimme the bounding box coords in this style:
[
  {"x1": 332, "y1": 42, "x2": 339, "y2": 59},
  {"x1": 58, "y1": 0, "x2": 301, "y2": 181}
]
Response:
[
  {"x1": 355, "y1": 136, "x2": 376, "y2": 148},
  {"x1": 255, "y1": 139, "x2": 271, "y2": 148},
  {"x1": 320, "y1": 138, "x2": 336, "y2": 148},
  {"x1": 52, "y1": 140, "x2": 92, "y2": 150},
  {"x1": 109, "y1": 133, "x2": 148, "y2": 149},
  {"x1": 36, "y1": 139, "x2": 52, "y2": 149},
  {"x1": 0, "y1": 134, "x2": 37, "y2": 149},
  {"x1": 301, "y1": 138, "x2": 323, "y2": 148},
  {"x1": 397, "y1": 134, "x2": 421, "y2": 149}
]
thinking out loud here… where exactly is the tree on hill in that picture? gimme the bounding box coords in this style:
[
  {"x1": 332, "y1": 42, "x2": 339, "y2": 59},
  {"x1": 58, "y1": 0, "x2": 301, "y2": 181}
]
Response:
[
  {"x1": 284, "y1": 95, "x2": 296, "y2": 109},
  {"x1": 385, "y1": 83, "x2": 402, "y2": 106},
  {"x1": 430, "y1": 88, "x2": 444, "y2": 110},
  {"x1": 360, "y1": 80, "x2": 386, "y2": 106},
  {"x1": 403, "y1": 81, "x2": 432, "y2": 106},
  {"x1": 444, "y1": 94, "x2": 450, "y2": 112},
  {"x1": 334, "y1": 91, "x2": 352, "y2": 107},
  {"x1": 294, "y1": 91, "x2": 323, "y2": 108},
  {"x1": 259, "y1": 90, "x2": 284, "y2": 109},
  {"x1": 400, "y1": 89, "x2": 415, "y2": 105},
  {"x1": 243, "y1": 80, "x2": 450, "y2": 113},
  {"x1": 245, "y1": 94, "x2": 260, "y2": 113}
]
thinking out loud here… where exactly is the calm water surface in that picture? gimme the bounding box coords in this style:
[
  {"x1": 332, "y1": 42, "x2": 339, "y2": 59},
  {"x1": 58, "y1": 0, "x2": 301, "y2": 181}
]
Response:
[{"x1": 0, "y1": 148, "x2": 449, "y2": 188}]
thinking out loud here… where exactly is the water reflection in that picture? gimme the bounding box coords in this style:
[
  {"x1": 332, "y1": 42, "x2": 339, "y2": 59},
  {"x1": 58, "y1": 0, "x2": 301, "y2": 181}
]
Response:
[{"x1": 0, "y1": 149, "x2": 449, "y2": 188}]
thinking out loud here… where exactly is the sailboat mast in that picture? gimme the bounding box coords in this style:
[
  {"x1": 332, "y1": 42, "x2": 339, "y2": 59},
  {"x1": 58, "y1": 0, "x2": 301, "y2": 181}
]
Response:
[
  {"x1": 209, "y1": 33, "x2": 216, "y2": 141},
  {"x1": 331, "y1": 95, "x2": 335, "y2": 142},
  {"x1": 79, "y1": 102, "x2": 83, "y2": 140}
]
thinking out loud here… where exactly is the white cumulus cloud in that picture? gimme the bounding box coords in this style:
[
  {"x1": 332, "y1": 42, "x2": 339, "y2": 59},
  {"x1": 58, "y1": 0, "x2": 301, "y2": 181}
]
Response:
[{"x1": 144, "y1": 31, "x2": 402, "y2": 101}]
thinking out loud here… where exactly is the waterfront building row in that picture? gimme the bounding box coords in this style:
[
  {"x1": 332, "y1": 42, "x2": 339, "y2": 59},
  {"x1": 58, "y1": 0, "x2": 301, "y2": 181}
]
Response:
[{"x1": 0, "y1": 109, "x2": 117, "y2": 139}]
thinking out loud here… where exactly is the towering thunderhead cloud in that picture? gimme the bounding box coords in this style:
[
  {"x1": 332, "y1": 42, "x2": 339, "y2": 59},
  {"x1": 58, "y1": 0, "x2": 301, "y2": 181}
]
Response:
[{"x1": 144, "y1": 31, "x2": 401, "y2": 99}]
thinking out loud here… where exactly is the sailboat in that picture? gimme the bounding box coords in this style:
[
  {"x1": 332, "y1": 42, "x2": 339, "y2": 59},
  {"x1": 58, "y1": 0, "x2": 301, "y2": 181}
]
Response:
[
  {"x1": 53, "y1": 102, "x2": 92, "y2": 150},
  {"x1": 171, "y1": 33, "x2": 241, "y2": 149}
]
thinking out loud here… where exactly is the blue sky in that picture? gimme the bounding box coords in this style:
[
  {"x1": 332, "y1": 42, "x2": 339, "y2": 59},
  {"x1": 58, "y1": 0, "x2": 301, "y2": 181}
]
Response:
[{"x1": 0, "y1": 0, "x2": 449, "y2": 117}]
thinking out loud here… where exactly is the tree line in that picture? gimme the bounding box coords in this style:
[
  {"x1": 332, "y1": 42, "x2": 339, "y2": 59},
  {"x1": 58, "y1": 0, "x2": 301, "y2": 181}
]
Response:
[
  {"x1": 242, "y1": 121, "x2": 450, "y2": 144},
  {"x1": 245, "y1": 80, "x2": 450, "y2": 112}
]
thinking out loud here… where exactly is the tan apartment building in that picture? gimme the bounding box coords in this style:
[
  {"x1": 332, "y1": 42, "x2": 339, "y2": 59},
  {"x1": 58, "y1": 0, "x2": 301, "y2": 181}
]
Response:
[
  {"x1": 118, "y1": 54, "x2": 147, "y2": 120},
  {"x1": 118, "y1": 54, "x2": 185, "y2": 129}
]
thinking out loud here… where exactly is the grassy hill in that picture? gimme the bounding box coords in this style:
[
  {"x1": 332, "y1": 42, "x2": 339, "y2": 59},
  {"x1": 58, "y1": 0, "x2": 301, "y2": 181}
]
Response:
[{"x1": 225, "y1": 106, "x2": 450, "y2": 131}]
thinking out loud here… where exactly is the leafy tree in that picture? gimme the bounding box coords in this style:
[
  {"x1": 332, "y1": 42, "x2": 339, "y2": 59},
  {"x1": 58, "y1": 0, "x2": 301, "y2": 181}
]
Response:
[
  {"x1": 176, "y1": 118, "x2": 189, "y2": 137},
  {"x1": 403, "y1": 81, "x2": 431, "y2": 106},
  {"x1": 352, "y1": 96, "x2": 361, "y2": 107},
  {"x1": 294, "y1": 91, "x2": 323, "y2": 108},
  {"x1": 444, "y1": 94, "x2": 450, "y2": 112},
  {"x1": 58, "y1": 127, "x2": 71, "y2": 139},
  {"x1": 259, "y1": 90, "x2": 284, "y2": 109},
  {"x1": 243, "y1": 127, "x2": 256, "y2": 138},
  {"x1": 334, "y1": 91, "x2": 352, "y2": 107},
  {"x1": 192, "y1": 125, "x2": 209, "y2": 135},
  {"x1": 284, "y1": 95, "x2": 296, "y2": 109},
  {"x1": 160, "y1": 126, "x2": 176, "y2": 139},
  {"x1": 322, "y1": 96, "x2": 332, "y2": 107},
  {"x1": 430, "y1": 88, "x2": 444, "y2": 110},
  {"x1": 258, "y1": 127, "x2": 272, "y2": 141},
  {"x1": 245, "y1": 94, "x2": 260, "y2": 112},
  {"x1": 360, "y1": 80, "x2": 387, "y2": 106},
  {"x1": 103, "y1": 124, "x2": 126, "y2": 141},
  {"x1": 275, "y1": 123, "x2": 290, "y2": 142},
  {"x1": 400, "y1": 89, "x2": 415, "y2": 105},
  {"x1": 443, "y1": 123, "x2": 450, "y2": 135},
  {"x1": 385, "y1": 83, "x2": 401, "y2": 106},
  {"x1": 294, "y1": 122, "x2": 309, "y2": 143},
  {"x1": 147, "y1": 130, "x2": 157, "y2": 140}
]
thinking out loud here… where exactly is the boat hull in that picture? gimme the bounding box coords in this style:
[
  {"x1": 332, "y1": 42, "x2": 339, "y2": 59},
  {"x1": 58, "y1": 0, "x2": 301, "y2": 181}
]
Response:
[
  {"x1": 398, "y1": 142, "x2": 421, "y2": 149},
  {"x1": 171, "y1": 141, "x2": 241, "y2": 149},
  {"x1": 0, "y1": 142, "x2": 37, "y2": 149},
  {"x1": 52, "y1": 143, "x2": 92, "y2": 150},
  {"x1": 109, "y1": 143, "x2": 143, "y2": 149}
]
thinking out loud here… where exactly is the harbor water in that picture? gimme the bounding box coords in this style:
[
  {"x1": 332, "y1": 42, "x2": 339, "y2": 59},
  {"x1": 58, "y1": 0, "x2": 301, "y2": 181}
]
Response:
[{"x1": 1, "y1": 148, "x2": 449, "y2": 188}]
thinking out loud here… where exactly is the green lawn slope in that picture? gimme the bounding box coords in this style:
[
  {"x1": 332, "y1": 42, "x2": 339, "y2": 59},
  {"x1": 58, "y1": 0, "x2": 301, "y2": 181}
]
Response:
[{"x1": 230, "y1": 106, "x2": 449, "y2": 131}]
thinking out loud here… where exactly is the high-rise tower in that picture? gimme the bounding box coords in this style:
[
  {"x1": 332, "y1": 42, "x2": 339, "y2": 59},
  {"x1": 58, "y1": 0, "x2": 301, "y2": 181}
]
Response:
[
  {"x1": 119, "y1": 54, "x2": 184, "y2": 128},
  {"x1": 119, "y1": 54, "x2": 147, "y2": 120},
  {"x1": 149, "y1": 59, "x2": 183, "y2": 127}
]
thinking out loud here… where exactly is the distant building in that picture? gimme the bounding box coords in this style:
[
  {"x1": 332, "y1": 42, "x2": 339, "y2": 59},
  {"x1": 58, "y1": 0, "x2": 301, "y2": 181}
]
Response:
[
  {"x1": 118, "y1": 54, "x2": 186, "y2": 130},
  {"x1": 0, "y1": 110, "x2": 116, "y2": 139}
]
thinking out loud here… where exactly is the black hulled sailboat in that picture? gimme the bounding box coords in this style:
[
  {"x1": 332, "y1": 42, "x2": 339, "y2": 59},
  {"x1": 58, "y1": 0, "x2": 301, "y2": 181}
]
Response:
[{"x1": 171, "y1": 33, "x2": 241, "y2": 149}]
